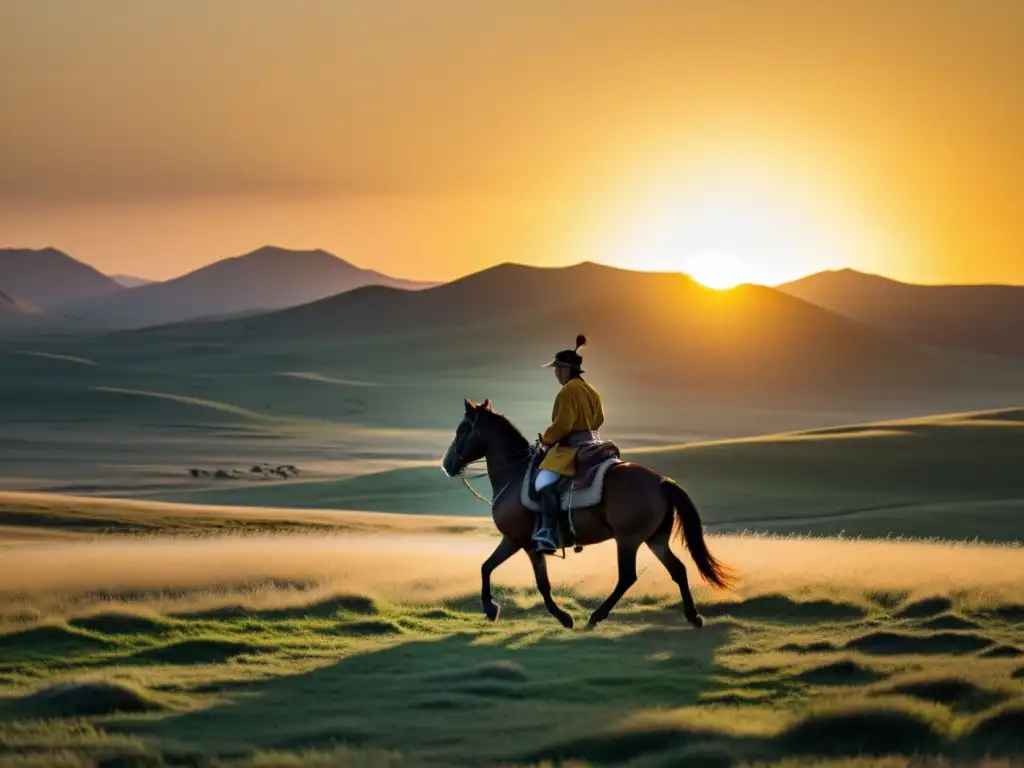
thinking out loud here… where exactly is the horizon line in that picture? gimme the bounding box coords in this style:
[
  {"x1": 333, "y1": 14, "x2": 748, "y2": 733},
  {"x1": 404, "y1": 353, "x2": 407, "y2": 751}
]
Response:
[{"x1": 3, "y1": 244, "x2": 1023, "y2": 290}]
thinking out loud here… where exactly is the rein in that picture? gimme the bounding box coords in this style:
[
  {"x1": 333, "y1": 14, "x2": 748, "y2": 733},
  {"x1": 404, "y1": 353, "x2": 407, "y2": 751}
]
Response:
[
  {"x1": 458, "y1": 450, "x2": 533, "y2": 506},
  {"x1": 460, "y1": 468, "x2": 500, "y2": 505}
]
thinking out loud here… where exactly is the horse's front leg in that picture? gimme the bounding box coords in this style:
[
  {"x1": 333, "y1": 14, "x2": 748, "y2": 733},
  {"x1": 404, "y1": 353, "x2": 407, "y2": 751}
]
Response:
[
  {"x1": 528, "y1": 551, "x2": 574, "y2": 629},
  {"x1": 481, "y1": 535, "x2": 521, "y2": 621}
]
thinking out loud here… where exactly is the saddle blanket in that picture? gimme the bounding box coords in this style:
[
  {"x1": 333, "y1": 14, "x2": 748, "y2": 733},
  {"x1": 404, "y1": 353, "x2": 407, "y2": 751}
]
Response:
[{"x1": 520, "y1": 457, "x2": 622, "y2": 513}]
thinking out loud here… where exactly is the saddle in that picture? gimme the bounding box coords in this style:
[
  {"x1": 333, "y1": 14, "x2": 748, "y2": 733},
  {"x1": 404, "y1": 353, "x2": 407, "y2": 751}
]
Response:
[{"x1": 520, "y1": 438, "x2": 622, "y2": 514}]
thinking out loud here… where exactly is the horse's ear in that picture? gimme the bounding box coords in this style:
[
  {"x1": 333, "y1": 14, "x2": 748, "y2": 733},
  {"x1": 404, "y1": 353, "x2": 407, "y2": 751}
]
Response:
[
  {"x1": 464, "y1": 398, "x2": 475, "y2": 415},
  {"x1": 482, "y1": 399, "x2": 492, "y2": 411}
]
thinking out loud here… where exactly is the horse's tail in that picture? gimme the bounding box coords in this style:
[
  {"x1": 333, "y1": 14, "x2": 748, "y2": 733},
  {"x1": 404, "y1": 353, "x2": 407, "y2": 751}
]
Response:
[{"x1": 660, "y1": 478, "x2": 734, "y2": 590}]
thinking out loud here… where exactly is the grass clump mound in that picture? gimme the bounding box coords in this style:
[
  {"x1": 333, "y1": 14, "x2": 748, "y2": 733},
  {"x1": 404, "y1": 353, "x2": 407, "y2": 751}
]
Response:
[
  {"x1": 917, "y1": 613, "x2": 981, "y2": 631},
  {"x1": 778, "y1": 641, "x2": 836, "y2": 654},
  {"x1": 128, "y1": 639, "x2": 260, "y2": 665},
  {"x1": 895, "y1": 596, "x2": 953, "y2": 619},
  {"x1": 794, "y1": 659, "x2": 887, "y2": 686},
  {"x1": 701, "y1": 595, "x2": 865, "y2": 624},
  {"x1": 470, "y1": 660, "x2": 529, "y2": 683},
  {"x1": 844, "y1": 631, "x2": 992, "y2": 656},
  {"x1": 69, "y1": 612, "x2": 169, "y2": 636},
  {"x1": 258, "y1": 594, "x2": 381, "y2": 621},
  {"x1": 427, "y1": 660, "x2": 530, "y2": 700},
  {"x1": 525, "y1": 723, "x2": 745, "y2": 766},
  {"x1": 876, "y1": 676, "x2": 1009, "y2": 713},
  {"x1": 778, "y1": 702, "x2": 946, "y2": 756},
  {"x1": 0, "y1": 624, "x2": 111, "y2": 659},
  {"x1": 979, "y1": 645, "x2": 1023, "y2": 659},
  {"x1": 989, "y1": 604, "x2": 1024, "y2": 622},
  {"x1": 15, "y1": 681, "x2": 164, "y2": 718},
  {"x1": 964, "y1": 702, "x2": 1024, "y2": 754},
  {"x1": 328, "y1": 619, "x2": 403, "y2": 637}
]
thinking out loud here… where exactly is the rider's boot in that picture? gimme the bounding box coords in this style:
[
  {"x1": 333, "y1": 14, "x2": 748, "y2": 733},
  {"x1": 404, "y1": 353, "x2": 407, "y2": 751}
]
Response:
[{"x1": 532, "y1": 486, "x2": 560, "y2": 554}]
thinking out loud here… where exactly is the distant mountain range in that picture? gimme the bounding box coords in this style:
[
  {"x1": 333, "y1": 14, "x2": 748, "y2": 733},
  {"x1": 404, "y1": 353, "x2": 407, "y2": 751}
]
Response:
[
  {"x1": 0, "y1": 248, "x2": 122, "y2": 311},
  {"x1": 0, "y1": 246, "x2": 433, "y2": 329},
  {"x1": 4, "y1": 247, "x2": 1022, "y2": 370},
  {"x1": 150, "y1": 260, "x2": 1021, "y2": 398},
  {"x1": 779, "y1": 268, "x2": 1024, "y2": 358}
]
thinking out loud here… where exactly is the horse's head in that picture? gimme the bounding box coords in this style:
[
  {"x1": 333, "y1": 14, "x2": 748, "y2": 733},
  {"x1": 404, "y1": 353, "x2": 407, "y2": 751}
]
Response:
[{"x1": 441, "y1": 398, "x2": 494, "y2": 477}]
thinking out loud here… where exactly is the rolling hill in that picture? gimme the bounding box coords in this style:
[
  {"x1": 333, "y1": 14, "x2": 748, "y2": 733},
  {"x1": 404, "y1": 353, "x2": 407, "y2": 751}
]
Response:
[
  {"x1": 164, "y1": 407, "x2": 1024, "y2": 544},
  {"x1": 0, "y1": 248, "x2": 122, "y2": 311},
  {"x1": 4, "y1": 262, "x2": 1024, "y2": 499},
  {"x1": 779, "y1": 268, "x2": 1024, "y2": 359},
  {"x1": 141, "y1": 261, "x2": 1024, "y2": 399},
  {"x1": 61, "y1": 246, "x2": 434, "y2": 329}
]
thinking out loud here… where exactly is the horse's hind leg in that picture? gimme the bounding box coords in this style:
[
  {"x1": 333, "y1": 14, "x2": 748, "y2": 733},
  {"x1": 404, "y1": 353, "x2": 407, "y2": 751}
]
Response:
[
  {"x1": 528, "y1": 551, "x2": 574, "y2": 629},
  {"x1": 647, "y1": 528, "x2": 702, "y2": 628},
  {"x1": 481, "y1": 536, "x2": 520, "y2": 621},
  {"x1": 587, "y1": 539, "x2": 640, "y2": 629}
]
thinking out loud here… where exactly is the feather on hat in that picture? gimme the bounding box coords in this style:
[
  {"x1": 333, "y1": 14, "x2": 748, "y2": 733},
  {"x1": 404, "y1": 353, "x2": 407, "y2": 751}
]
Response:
[{"x1": 542, "y1": 334, "x2": 587, "y2": 371}]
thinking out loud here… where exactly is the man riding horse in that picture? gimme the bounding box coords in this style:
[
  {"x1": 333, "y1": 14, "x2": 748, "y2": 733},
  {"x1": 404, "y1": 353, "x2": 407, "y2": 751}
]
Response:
[
  {"x1": 441, "y1": 334, "x2": 731, "y2": 628},
  {"x1": 533, "y1": 334, "x2": 604, "y2": 553}
]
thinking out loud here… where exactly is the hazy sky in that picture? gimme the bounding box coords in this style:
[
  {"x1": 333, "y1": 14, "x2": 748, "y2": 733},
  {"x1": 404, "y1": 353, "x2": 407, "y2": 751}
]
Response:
[{"x1": 1, "y1": 1, "x2": 1021, "y2": 283}]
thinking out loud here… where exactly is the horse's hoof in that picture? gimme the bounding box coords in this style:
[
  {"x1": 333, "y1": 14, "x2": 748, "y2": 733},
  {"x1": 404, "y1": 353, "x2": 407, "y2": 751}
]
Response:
[
  {"x1": 484, "y1": 603, "x2": 501, "y2": 622},
  {"x1": 585, "y1": 618, "x2": 600, "y2": 631},
  {"x1": 556, "y1": 612, "x2": 574, "y2": 630},
  {"x1": 687, "y1": 613, "x2": 704, "y2": 629}
]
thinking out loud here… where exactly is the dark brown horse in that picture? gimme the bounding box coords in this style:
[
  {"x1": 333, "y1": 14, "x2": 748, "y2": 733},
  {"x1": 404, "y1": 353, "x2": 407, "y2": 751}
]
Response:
[{"x1": 442, "y1": 398, "x2": 734, "y2": 630}]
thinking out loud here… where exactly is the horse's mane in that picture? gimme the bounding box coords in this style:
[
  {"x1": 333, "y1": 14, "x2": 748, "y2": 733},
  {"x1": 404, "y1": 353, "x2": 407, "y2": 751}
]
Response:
[{"x1": 480, "y1": 407, "x2": 530, "y2": 453}]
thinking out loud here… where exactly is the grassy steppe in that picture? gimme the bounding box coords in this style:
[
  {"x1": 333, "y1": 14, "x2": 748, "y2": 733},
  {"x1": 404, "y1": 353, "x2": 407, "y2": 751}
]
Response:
[
  {"x1": 158, "y1": 408, "x2": 1024, "y2": 544},
  {"x1": 0, "y1": 512, "x2": 1022, "y2": 767}
]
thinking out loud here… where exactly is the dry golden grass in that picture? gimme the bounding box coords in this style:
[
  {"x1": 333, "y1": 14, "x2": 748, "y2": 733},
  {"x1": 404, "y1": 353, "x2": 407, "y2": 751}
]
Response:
[
  {"x1": 1, "y1": 529, "x2": 1021, "y2": 626},
  {"x1": 0, "y1": 491, "x2": 493, "y2": 536}
]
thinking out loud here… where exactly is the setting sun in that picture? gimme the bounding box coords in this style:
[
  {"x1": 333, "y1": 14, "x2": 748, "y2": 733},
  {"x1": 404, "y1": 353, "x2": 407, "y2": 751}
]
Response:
[
  {"x1": 591, "y1": 165, "x2": 876, "y2": 288},
  {"x1": 681, "y1": 250, "x2": 750, "y2": 290}
]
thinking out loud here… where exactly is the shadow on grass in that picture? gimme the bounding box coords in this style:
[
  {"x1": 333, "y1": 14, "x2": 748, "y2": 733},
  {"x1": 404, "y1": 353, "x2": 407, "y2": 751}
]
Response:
[{"x1": 117, "y1": 622, "x2": 733, "y2": 764}]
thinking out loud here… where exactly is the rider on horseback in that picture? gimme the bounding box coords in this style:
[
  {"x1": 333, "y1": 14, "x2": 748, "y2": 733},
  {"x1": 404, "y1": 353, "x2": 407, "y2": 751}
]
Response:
[{"x1": 532, "y1": 334, "x2": 604, "y2": 553}]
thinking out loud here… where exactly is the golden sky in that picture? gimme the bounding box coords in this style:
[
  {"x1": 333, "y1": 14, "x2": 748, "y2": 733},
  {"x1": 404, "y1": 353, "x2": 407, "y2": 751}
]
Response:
[{"x1": 0, "y1": 1, "x2": 1021, "y2": 284}]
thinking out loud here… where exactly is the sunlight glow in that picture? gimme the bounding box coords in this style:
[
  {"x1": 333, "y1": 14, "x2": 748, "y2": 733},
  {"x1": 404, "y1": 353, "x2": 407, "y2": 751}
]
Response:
[
  {"x1": 593, "y1": 166, "x2": 868, "y2": 287},
  {"x1": 680, "y1": 250, "x2": 750, "y2": 290}
]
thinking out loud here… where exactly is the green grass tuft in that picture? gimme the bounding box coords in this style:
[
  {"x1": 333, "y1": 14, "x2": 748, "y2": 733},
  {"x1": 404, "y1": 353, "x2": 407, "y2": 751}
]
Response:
[{"x1": 126, "y1": 639, "x2": 261, "y2": 665}]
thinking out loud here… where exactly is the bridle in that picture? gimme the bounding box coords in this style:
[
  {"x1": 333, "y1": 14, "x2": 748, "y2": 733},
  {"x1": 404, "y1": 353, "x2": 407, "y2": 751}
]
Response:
[{"x1": 445, "y1": 411, "x2": 535, "y2": 506}]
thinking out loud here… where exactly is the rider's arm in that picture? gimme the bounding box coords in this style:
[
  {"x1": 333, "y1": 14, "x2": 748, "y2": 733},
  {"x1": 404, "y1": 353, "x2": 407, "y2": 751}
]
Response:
[
  {"x1": 593, "y1": 393, "x2": 605, "y2": 431},
  {"x1": 540, "y1": 388, "x2": 578, "y2": 447}
]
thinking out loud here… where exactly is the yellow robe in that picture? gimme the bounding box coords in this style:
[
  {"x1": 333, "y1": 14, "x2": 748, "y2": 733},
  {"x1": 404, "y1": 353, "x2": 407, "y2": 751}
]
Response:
[{"x1": 539, "y1": 377, "x2": 605, "y2": 476}]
